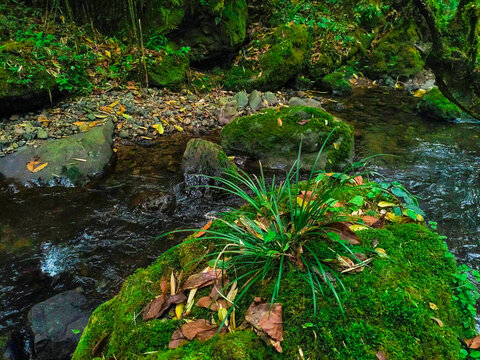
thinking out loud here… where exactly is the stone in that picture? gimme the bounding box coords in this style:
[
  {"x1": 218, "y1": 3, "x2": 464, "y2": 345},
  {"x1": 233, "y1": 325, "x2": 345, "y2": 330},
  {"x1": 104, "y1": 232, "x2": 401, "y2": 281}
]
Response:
[
  {"x1": 119, "y1": 130, "x2": 129, "y2": 139},
  {"x1": 28, "y1": 289, "x2": 91, "y2": 360},
  {"x1": 303, "y1": 98, "x2": 323, "y2": 109},
  {"x1": 0, "y1": 120, "x2": 115, "y2": 186},
  {"x1": 221, "y1": 106, "x2": 354, "y2": 170},
  {"x1": 129, "y1": 190, "x2": 176, "y2": 215},
  {"x1": 288, "y1": 97, "x2": 307, "y2": 107},
  {"x1": 248, "y1": 90, "x2": 262, "y2": 111},
  {"x1": 218, "y1": 100, "x2": 238, "y2": 125},
  {"x1": 233, "y1": 91, "x2": 248, "y2": 110},
  {"x1": 36, "y1": 128, "x2": 49, "y2": 140},
  {"x1": 264, "y1": 92, "x2": 278, "y2": 105}
]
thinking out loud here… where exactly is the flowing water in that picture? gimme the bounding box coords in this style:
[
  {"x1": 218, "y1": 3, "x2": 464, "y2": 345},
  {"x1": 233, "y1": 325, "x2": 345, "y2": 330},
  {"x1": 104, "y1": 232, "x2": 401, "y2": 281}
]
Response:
[{"x1": 1, "y1": 87, "x2": 480, "y2": 352}]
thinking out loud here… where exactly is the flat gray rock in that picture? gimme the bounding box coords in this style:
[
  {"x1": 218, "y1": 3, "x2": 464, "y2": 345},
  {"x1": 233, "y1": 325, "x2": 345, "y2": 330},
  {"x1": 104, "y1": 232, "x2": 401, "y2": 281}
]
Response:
[{"x1": 0, "y1": 120, "x2": 114, "y2": 186}]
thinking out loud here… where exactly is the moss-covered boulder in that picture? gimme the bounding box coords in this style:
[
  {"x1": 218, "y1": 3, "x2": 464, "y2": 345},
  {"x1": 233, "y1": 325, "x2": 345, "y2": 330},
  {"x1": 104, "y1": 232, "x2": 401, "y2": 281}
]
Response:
[
  {"x1": 0, "y1": 48, "x2": 57, "y2": 116},
  {"x1": 321, "y1": 72, "x2": 353, "y2": 96},
  {"x1": 418, "y1": 87, "x2": 467, "y2": 121},
  {"x1": 0, "y1": 120, "x2": 115, "y2": 186},
  {"x1": 147, "y1": 52, "x2": 189, "y2": 90},
  {"x1": 220, "y1": 106, "x2": 353, "y2": 170},
  {"x1": 224, "y1": 24, "x2": 309, "y2": 92},
  {"x1": 364, "y1": 25, "x2": 424, "y2": 80},
  {"x1": 72, "y1": 219, "x2": 475, "y2": 359}
]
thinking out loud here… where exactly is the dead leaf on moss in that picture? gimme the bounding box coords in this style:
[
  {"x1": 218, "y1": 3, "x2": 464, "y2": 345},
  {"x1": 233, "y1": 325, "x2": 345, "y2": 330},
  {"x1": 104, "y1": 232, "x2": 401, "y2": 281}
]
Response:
[
  {"x1": 466, "y1": 335, "x2": 480, "y2": 349},
  {"x1": 298, "y1": 119, "x2": 311, "y2": 125},
  {"x1": 245, "y1": 297, "x2": 283, "y2": 352},
  {"x1": 326, "y1": 222, "x2": 361, "y2": 245},
  {"x1": 353, "y1": 176, "x2": 364, "y2": 185},
  {"x1": 143, "y1": 275, "x2": 187, "y2": 321},
  {"x1": 168, "y1": 329, "x2": 188, "y2": 349},
  {"x1": 181, "y1": 319, "x2": 222, "y2": 341},
  {"x1": 182, "y1": 266, "x2": 226, "y2": 290},
  {"x1": 196, "y1": 296, "x2": 229, "y2": 311},
  {"x1": 430, "y1": 316, "x2": 444, "y2": 327},
  {"x1": 376, "y1": 350, "x2": 387, "y2": 360},
  {"x1": 194, "y1": 219, "x2": 213, "y2": 238}
]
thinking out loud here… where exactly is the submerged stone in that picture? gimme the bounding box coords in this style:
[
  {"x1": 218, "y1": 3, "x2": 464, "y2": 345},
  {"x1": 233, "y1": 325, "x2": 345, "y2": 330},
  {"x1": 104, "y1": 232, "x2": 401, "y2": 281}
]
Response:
[
  {"x1": 221, "y1": 106, "x2": 353, "y2": 170},
  {"x1": 0, "y1": 120, "x2": 115, "y2": 186}
]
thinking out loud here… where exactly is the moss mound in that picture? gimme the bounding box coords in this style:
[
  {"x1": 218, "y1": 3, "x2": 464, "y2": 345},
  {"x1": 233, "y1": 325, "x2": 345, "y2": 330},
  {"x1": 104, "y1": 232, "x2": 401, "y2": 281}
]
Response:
[
  {"x1": 364, "y1": 25, "x2": 424, "y2": 80},
  {"x1": 224, "y1": 24, "x2": 309, "y2": 92},
  {"x1": 220, "y1": 106, "x2": 353, "y2": 170},
  {"x1": 321, "y1": 72, "x2": 353, "y2": 96},
  {"x1": 147, "y1": 52, "x2": 189, "y2": 90},
  {"x1": 418, "y1": 87, "x2": 466, "y2": 121},
  {"x1": 73, "y1": 219, "x2": 475, "y2": 360}
]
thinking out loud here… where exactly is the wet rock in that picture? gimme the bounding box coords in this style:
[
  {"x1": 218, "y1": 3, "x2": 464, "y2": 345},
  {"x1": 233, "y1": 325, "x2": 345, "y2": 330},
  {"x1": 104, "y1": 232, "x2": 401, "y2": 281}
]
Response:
[
  {"x1": 36, "y1": 128, "x2": 48, "y2": 140},
  {"x1": 264, "y1": 92, "x2": 278, "y2": 105},
  {"x1": 218, "y1": 100, "x2": 238, "y2": 125},
  {"x1": 28, "y1": 289, "x2": 91, "y2": 360},
  {"x1": 417, "y1": 87, "x2": 467, "y2": 121},
  {"x1": 288, "y1": 97, "x2": 306, "y2": 107},
  {"x1": 0, "y1": 120, "x2": 115, "y2": 186},
  {"x1": 248, "y1": 90, "x2": 263, "y2": 111},
  {"x1": 233, "y1": 91, "x2": 248, "y2": 110},
  {"x1": 288, "y1": 97, "x2": 323, "y2": 109},
  {"x1": 129, "y1": 190, "x2": 176, "y2": 215}
]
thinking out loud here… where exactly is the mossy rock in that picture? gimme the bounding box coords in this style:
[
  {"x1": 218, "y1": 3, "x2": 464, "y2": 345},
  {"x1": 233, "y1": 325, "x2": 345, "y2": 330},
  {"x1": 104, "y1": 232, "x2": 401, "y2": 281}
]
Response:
[
  {"x1": 73, "y1": 218, "x2": 474, "y2": 359},
  {"x1": 418, "y1": 87, "x2": 466, "y2": 121},
  {"x1": 0, "y1": 225, "x2": 31, "y2": 255},
  {"x1": 321, "y1": 72, "x2": 353, "y2": 96},
  {"x1": 147, "y1": 52, "x2": 189, "y2": 91},
  {"x1": 224, "y1": 24, "x2": 309, "y2": 92},
  {"x1": 0, "y1": 48, "x2": 57, "y2": 115},
  {"x1": 364, "y1": 25, "x2": 424, "y2": 80},
  {"x1": 220, "y1": 106, "x2": 354, "y2": 170},
  {"x1": 182, "y1": 138, "x2": 236, "y2": 177}
]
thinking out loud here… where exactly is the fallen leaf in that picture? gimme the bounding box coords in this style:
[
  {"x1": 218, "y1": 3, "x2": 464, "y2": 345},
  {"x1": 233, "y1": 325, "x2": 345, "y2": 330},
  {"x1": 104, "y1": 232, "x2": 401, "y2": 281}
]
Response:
[
  {"x1": 168, "y1": 329, "x2": 188, "y2": 349},
  {"x1": 412, "y1": 89, "x2": 426, "y2": 97},
  {"x1": 194, "y1": 219, "x2": 213, "y2": 238},
  {"x1": 429, "y1": 302, "x2": 438, "y2": 311},
  {"x1": 353, "y1": 176, "x2": 364, "y2": 185},
  {"x1": 326, "y1": 222, "x2": 361, "y2": 245},
  {"x1": 277, "y1": 118, "x2": 283, "y2": 127},
  {"x1": 376, "y1": 350, "x2": 387, "y2": 360},
  {"x1": 466, "y1": 335, "x2": 480, "y2": 349},
  {"x1": 181, "y1": 319, "x2": 218, "y2": 341},
  {"x1": 73, "y1": 121, "x2": 86, "y2": 126},
  {"x1": 430, "y1": 316, "x2": 444, "y2": 327},
  {"x1": 361, "y1": 216, "x2": 381, "y2": 226},
  {"x1": 349, "y1": 224, "x2": 368, "y2": 232},
  {"x1": 333, "y1": 142, "x2": 339, "y2": 150},
  {"x1": 245, "y1": 297, "x2": 283, "y2": 352},
  {"x1": 142, "y1": 294, "x2": 167, "y2": 321},
  {"x1": 174, "y1": 125, "x2": 184, "y2": 132},
  {"x1": 196, "y1": 296, "x2": 229, "y2": 311},
  {"x1": 378, "y1": 201, "x2": 398, "y2": 208},
  {"x1": 152, "y1": 123, "x2": 164, "y2": 134},
  {"x1": 298, "y1": 119, "x2": 310, "y2": 125},
  {"x1": 26, "y1": 160, "x2": 48, "y2": 173},
  {"x1": 376, "y1": 248, "x2": 387, "y2": 257},
  {"x1": 182, "y1": 267, "x2": 225, "y2": 290}
]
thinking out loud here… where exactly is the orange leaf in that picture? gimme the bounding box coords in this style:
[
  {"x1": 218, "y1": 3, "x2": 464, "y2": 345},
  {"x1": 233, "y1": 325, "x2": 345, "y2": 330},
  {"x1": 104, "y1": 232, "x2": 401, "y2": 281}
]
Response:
[
  {"x1": 354, "y1": 176, "x2": 364, "y2": 185},
  {"x1": 195, "y1": 219, "x2": 213, "y2": 238},
  {"x1": 277, "y1": 118, "x2": 283, "y2": 127},
  {"x1": 26, "y1": 160, "x2": 48, "y2": 173},
  {"x1": 466, "y1": 335, "x2": 480, "y2": 349}
]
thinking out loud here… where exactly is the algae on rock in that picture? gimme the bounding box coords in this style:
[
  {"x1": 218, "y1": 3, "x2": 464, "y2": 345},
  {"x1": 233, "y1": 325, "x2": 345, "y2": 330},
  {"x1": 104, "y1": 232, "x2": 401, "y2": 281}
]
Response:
[
  {"x1": 418, "y1": 87, "x2": 467, "y2": 121},
  {"x1": 220, "y1": 106, "x2": 354, "y2": 170}
]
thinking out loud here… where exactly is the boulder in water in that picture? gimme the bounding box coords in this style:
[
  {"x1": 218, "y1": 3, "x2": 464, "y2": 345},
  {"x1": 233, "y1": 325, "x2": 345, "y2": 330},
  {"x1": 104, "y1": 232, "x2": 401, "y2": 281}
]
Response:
[{"x1": 28, "y1": 289, "x2": 91, "y2": 360}]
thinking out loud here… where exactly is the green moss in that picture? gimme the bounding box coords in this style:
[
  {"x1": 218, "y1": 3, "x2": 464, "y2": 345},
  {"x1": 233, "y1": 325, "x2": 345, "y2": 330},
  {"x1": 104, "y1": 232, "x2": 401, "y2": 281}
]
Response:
[
  {"x1": 218, "y1": 0, "x2": 248, "y2": 48},
  {"x1": 418, "y1": 87, "x2": 466, "y2": 121},
  {"x1": 224, "y1": 24, "x2": 309, "y2": 92},
  {"x1": 364, "y1": 25, "x2": 424, "y2": 80},
  {"x1": 321, "y1": 71, "x2": 353, "y2": 96},
  {"x1": 147, "y1": 52, "x2": 189, "y2": 90},
  {"x1": 220, "y1": 106, "x2": 354, "y2": 170}
]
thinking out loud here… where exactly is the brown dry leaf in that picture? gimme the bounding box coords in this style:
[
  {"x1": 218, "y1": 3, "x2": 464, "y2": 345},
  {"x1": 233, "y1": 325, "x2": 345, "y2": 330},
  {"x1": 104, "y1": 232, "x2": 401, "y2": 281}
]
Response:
[
  {"x1": 196, "y1": 296, "x2": 229, "y2": 311},
  {"x1": 326, "y1": 222, "x2": 361, "y2": 245},
  {"x1": 297, "y1": 190, "x2": 317, "y2": 203},
  {"x1": 26, "y1": 160, "x2": 48, "y2": 173},
  {"x1": 245, "y1": 297, "x2": 283, "y2": 352},
  {"x1": 181, "y1": 319, "x2": 218, "y2": 341},
  {"x1": 466, "y1": 335, "x2": 480, "y2": 349},
  {"x1": 182, "y1": 267, "x2": 224, "y2": 290},
  {"x1": 143, "y1": 294, "x2": 167, "y2": 320},
  {"x1": 376, "y1": 350, "x2": 387, "y2": 360},
  {"x1": 353, "y1": 176, "x2": 364, "y2": 185},
  {"x1": 361, "y1": 216, "x2": 384, "y2": 228},
  {"x1": 194, "y1": 219, "x2": 213, "y2": 238},
  {"x1": 168, "y1": 329, "x2": 188, "y2": 349},
  {"x1": 298, "y1": 119, "x2": 311, "y2": 125},
  {"x1": 430, "y1": 316, "x2": 444, "y2": 327}
]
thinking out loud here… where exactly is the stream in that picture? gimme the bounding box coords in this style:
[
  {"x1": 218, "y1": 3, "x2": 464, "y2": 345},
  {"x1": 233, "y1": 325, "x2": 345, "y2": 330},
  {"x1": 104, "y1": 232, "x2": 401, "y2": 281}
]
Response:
[{"x1": 1, "y1": 87, "x2": 480, "y2": 351}]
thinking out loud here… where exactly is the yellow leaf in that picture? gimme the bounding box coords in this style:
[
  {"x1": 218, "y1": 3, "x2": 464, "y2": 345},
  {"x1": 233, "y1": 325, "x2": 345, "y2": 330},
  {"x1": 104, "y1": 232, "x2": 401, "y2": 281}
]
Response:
[
  {"x1": 73, "y1": 121, "x2": 85, "y2": 126},
  {"x1": 429, "y1": 302, "x2": 438, "y2": 311},
  {"x1": 378, "y1": 201, "x2": 398, "y2": 208},
  {"x1": 108, "y1": 100, "x2": 120, "y2": 108},
  {"x1": 228, "y1": 156, "x2": 235, "y2": 161},
  {"x1": 95, "y1": 114, "x2": 107, "y2": 119},
  {"x1": 350, "y1": 224, "x2": 368, "y2": 232},
  {"x1": 218, "y1": 307, "x2": 228, "y2": 323},
  {"x1": 60, "y1": 15, "x2": 65, "y2": 23},
  {"x1": 175, "y1": 303, "x2": 185, "y2": 320},
  {"x1": 353, "y1": 73, "x2": 358, "y2": 79},
  {"x1": 385, "y1": 212, "x2": 404, "y2": 223},
  {"x1": 333, "y1": 142, "x2": 339, "y2": 150},
  {"x1": 88, "y1": 121, "x2": 101, "y2": 127},
  {"x1": 105, "y1": 50, "x2": 111, "y2": 58},
  {"x1": 174, "y1": 125, "x2": 184, "y2": 132},
  {"x1": 431, "y1": 316, "x2": 444, "y2": 327},
  {"x1": 27, "y1": 161, "x2": 48, "y2": 173},
  {"x1": 152, "y1": 123, "x2": 164, "y2": 134},
  {"x1": 277, "y1": 118, "x2": 283, "y2": 127},
  {"x1": 412, "y1": 89, "x2": 426, "y2": 98},
  {"x1": 141, "y1": 136, "x2": 152, "y2": 140},
  {"x1": 376, "y1": 248, "x2": 387, "y2": 257}
]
